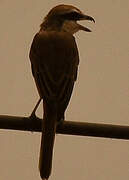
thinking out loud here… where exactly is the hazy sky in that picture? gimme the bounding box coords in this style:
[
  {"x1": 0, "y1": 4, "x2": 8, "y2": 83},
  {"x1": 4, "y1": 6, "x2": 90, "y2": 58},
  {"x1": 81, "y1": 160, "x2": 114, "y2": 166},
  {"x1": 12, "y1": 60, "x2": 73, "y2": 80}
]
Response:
[{"x1": 0, "y1": 0, "x2": 129, "y2": 180}]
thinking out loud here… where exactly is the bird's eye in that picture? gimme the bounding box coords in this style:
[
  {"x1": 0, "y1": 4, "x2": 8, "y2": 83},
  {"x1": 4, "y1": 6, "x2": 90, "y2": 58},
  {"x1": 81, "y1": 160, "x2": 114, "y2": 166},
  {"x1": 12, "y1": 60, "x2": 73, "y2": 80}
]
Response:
[{"x1": 61, "y1": 11, "x2": 83, "y2": 20}]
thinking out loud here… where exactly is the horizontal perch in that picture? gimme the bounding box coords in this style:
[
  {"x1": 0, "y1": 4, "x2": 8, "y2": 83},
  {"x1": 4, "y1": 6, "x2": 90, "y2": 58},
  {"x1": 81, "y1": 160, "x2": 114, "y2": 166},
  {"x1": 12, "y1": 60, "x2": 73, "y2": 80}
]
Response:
[{"x1": 0, "y1": 115, "x2": 129, "y2": 140}]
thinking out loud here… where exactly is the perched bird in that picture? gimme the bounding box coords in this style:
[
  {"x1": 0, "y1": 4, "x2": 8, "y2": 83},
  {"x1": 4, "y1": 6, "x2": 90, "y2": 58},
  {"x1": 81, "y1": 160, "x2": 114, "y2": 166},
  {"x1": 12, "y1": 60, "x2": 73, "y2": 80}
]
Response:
[{"x1": 29, "y1": 4, "x2": 95, "y2": 180}]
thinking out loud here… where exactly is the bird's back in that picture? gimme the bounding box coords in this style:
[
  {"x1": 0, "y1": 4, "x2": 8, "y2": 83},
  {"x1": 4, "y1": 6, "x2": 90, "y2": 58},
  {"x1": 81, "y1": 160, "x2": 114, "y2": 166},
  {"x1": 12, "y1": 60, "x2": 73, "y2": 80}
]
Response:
[{"x1": 30, "y1": 31, "x2": 79, "y2": 102}]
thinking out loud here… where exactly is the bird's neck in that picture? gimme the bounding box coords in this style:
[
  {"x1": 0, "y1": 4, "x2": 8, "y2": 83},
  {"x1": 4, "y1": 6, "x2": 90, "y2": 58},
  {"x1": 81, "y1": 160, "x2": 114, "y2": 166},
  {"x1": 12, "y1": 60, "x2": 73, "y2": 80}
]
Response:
[{"x1": 40, "y1": 19, "x2": 63, "y2": 32}]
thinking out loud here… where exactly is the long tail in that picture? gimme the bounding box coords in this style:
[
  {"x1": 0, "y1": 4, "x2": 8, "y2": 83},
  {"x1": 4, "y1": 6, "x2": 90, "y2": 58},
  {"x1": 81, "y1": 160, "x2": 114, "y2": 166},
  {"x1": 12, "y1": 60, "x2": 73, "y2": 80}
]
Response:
[{"x1": 39, "y1": 101, "x2": 57, "y2": 179}]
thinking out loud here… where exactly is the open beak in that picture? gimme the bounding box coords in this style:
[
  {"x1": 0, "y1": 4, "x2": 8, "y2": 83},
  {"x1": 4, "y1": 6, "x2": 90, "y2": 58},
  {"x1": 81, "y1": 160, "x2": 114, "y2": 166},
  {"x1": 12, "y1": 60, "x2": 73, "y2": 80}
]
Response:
[{"x1": 77, "y1": 14, "x2": 95, "y2": 32}]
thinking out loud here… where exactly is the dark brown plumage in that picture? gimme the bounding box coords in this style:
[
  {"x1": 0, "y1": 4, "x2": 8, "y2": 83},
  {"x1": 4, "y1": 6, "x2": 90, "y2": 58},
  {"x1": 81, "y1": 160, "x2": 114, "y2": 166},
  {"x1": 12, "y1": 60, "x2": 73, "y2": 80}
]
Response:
[
  {"x1": 30, "y1": 31, "x2": 79, "y2": 179},
  {"x1": 29, "y1": 4, "x2": 95, "y2": 179}
]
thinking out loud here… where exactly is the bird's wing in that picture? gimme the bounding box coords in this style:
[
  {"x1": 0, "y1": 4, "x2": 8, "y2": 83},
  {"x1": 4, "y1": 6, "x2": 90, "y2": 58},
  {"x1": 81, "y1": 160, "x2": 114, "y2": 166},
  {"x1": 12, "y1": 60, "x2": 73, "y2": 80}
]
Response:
[
  {"x1": 29, "y1": 31, "x2": 79, "y2": 179},
  {"x1": 29, "y1": 31, "x2": 79, "y2": 117}
]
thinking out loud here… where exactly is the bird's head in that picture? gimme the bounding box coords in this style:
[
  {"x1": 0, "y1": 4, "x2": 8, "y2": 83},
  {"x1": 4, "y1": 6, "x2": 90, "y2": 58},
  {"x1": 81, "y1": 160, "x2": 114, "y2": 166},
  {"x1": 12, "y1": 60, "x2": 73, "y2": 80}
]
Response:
[{"x1": 40, "y1": 4, "x2": 95, "y2": 34}]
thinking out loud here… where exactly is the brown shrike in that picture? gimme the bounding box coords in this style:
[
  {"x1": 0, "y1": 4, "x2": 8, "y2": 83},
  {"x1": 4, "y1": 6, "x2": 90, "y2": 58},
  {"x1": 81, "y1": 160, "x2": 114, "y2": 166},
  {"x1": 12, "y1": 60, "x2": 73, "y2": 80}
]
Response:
[{"x1": 29, "y1": 4, "x2": 95, "y2": 179}]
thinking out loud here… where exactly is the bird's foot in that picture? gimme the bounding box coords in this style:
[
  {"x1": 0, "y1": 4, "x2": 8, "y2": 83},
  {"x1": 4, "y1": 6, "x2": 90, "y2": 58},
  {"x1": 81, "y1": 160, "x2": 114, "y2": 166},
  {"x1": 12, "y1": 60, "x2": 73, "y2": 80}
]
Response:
[{"x1": 30, "y1": 98, "x2": 42, "y2": 119}]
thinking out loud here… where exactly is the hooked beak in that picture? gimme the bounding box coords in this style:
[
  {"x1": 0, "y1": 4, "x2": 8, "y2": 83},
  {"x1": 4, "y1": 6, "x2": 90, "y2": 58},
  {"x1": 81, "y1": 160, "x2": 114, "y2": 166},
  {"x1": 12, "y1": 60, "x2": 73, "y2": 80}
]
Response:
[{"x1": 77, "y1": 14, "x2": 95, "y2": 32}]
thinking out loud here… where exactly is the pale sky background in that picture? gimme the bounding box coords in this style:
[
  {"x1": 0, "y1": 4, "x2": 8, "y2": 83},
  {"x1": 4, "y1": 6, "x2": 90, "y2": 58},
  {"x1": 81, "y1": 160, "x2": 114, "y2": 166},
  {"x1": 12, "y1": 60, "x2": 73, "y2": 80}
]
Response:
[{"x1": 0, "y1": 0, "x2": 129, "y2": 180}]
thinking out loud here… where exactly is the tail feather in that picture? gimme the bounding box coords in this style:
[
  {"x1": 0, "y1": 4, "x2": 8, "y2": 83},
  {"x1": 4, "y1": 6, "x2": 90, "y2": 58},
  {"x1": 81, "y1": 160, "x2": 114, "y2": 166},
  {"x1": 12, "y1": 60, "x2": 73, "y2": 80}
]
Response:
[{"x1": 39, "y1": 101, "x2": 57, "y2": 179}]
